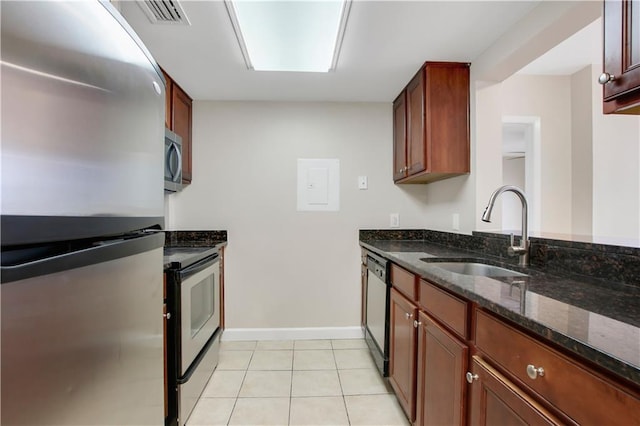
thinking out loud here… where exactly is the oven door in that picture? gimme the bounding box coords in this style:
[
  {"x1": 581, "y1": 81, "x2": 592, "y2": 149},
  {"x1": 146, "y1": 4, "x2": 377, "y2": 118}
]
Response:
[{"x1": 179, "y1": 256, "x2": 220, "y2": 374}]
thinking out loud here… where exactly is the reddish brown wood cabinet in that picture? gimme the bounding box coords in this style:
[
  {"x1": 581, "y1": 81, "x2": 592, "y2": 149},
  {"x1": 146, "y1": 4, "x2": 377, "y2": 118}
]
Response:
[
  {"x1": 468, "y1": 356, "x2": 563, "y2": 426},
  {"x1": 161, "y1": 67, "x2": 193, "y2": 185},
  {"x1": 393, "y1": 62, "x2": 470, "y2": 183},
  {"x1": 475, "y1": 309, "x2": 640, "y2": 425},
  {"x1": 602, "y1": 0, "x2": 640, "y2": 113},
  {"x1": 389, "y1": 288, "x2": 418, "y2": 422},
  {"x1": 393, "y1": 92, "x2": 407, "y2": 182},
  {"x1": 415, "y1": 312, "x2": 468, "y2": 426},
  {"x1": 382, "y1": 262, "x2": 640, "y2": 425},
  {"x1": 172, "y1": 84, "x2": 192, "y2": 184}
]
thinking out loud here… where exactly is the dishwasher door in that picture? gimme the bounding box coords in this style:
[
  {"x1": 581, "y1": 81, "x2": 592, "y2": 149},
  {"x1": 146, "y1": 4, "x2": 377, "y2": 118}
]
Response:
[{"x1": 364, "y1": 256, "x2": 390, "y2": 376}]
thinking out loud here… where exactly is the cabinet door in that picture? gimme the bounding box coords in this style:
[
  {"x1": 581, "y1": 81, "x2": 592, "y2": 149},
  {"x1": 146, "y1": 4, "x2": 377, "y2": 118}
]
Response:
[
  {"x1": 161, "y1": 69, "x2": 173, "y2": 129},
  {"x1": 406, "y1": 70, "x2": 426, "y2": 176},
  {"x1": 389, "y1": 288, "x2": 418, "y2": 422},
  {"x1": 603, "y1": 0, "x2": 640, "y2": 112},
  {"x1": 393, "y1": 92, "x2": 407, "y2": 182},
  {"x1": 424, "y1": 63, "x2": 470, "y2": 174},
  {"x1": 415, "y1": 312, "x2": 468, "y2": 426},
  {"x1": 468, "y1": 356, "x2": 562, "y2": 426},
  {"x1": 361, "y1": 263, "x2": 367, "y2": 328},
  {"x1": 172, "y1": 84, "x2": 193, "y2": 184}
]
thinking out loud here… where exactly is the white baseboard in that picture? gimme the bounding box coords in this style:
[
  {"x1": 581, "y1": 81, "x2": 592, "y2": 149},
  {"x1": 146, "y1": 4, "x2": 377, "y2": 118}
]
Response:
[{"x1": 221, "y1": 326, "x2": 364, "y2": 342}]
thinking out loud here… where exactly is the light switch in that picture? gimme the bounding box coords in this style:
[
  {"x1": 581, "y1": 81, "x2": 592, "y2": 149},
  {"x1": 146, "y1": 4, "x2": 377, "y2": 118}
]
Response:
[{"x1": 358, "y1": 176, "x2": 368, "y2": 190}]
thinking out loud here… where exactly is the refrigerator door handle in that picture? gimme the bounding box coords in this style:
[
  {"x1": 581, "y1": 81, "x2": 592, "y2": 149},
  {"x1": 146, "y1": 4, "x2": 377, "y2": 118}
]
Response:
[{"x1": 1, "y1": 232, "x2": 165, "y2": 284}]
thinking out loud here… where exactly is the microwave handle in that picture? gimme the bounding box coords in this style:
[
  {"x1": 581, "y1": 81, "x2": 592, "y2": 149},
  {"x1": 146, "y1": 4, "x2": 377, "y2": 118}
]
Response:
[{"x1": 167, "y1": 142, "x2": 182, "y2": 182}]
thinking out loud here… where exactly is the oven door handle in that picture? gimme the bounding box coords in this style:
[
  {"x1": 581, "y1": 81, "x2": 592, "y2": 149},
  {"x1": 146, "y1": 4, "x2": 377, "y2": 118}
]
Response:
[
  {"x1": 177, "y1": 329, "x2": 220, "y2": 385},
  {"x1": 179, "y1": 254, "x2": 219, "y2": 281}
]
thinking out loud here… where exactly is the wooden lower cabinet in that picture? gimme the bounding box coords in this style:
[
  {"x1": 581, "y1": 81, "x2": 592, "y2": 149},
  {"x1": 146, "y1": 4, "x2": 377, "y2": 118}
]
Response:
[
  {"x1": 468, "y1": 356, "x2": 563, "y2": 426},
  {"x1": 389, "y1": 288, "x2": 418, "y2": 422},
  {"x1": 415, "y1": 312, "x2": 468, "y2": 426},
  {"x1": 384, "y1": 266, "x2": 639, "y2": 426}
]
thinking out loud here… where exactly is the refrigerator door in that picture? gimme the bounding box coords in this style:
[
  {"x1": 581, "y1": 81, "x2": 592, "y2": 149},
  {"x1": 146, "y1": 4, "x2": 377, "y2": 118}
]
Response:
[
  {"x1": 1, "y1": 1, "x2": 165, "y2": 246},
  {"x1": 1, "y1": 232, "x2": 165, "y2": 425}
]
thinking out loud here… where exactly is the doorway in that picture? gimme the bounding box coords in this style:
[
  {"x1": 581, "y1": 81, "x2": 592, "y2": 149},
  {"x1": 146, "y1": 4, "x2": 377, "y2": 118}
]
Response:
[{"x1": 501, "y1": 116, "x2": 541, "y2": 235}]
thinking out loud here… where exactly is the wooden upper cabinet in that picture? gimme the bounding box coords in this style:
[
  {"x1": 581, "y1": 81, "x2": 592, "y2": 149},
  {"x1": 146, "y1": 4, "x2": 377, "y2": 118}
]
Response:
[
  {"x1": 172, "y1": 84, "x2": 193, "y2": 184},
  {"x1": 393, "y1": 62, "x2": 470, "y2": 183},
  {"x1": 602, "y1": 0, "x2": 640, "y2": 114},
  {"x1": 393, "y1": 92, "x2": 407, "y2": 181},
  {"x1": 406, "y1": 71, "x2": 426, "y2": 177},
  {"x1": 161, "y1": 67, "x2": 193, "y2": 185},
  {"x1": 161, "y1": 69, "x2": 173, "y2": 129}
]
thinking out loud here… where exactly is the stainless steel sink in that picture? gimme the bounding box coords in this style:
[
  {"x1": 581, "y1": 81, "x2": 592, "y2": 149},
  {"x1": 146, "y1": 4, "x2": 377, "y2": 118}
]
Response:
[{"x1": 428, "y1": 262, "x2": 527, "y2": 277}]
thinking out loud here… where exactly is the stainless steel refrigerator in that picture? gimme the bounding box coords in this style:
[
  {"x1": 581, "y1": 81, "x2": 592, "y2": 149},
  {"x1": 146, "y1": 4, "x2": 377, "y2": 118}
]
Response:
[{"x1": 1, "y1": 1, "x2": 166, "y2": 424}]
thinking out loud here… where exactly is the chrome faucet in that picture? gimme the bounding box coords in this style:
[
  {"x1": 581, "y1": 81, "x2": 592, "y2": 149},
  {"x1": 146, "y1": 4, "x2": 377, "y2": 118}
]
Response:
[{"x1": 482, "y1": 185, "x2": 530, "y2": 267}]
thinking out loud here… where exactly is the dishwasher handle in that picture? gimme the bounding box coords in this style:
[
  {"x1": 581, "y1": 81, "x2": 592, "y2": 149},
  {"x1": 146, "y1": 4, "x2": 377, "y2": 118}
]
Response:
[{"x1": 366, "y1": 256, "x2": 388, "y2": 283}]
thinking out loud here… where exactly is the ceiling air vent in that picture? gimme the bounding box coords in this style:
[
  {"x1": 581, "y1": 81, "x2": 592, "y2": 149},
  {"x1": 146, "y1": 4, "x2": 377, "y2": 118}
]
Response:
[{"x1": 138, "y1": 0, "x2": 190, "y2": 25}]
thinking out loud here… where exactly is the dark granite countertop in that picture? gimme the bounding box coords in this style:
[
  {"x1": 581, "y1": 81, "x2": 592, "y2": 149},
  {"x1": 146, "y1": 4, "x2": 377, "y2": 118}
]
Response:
[
  {"x1": 163, "y1": 230, "x2": 228, "y2": 270},
  {"x1": 360, "y1": 238, "x2": 640, "y2": 388}
]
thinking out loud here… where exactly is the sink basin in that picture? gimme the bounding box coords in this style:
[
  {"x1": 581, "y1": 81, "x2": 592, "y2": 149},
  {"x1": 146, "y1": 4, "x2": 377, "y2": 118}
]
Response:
[{"x1": 429, "y1": 262, "x2": 527, "y2": 277}]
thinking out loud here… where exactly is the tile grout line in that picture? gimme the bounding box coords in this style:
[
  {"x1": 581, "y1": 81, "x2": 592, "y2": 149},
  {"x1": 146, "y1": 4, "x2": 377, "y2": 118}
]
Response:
[
  {"x1": 226, "y1": 343, "x2": 256, "y2": 425},
  {"x1": 331, "y1": 340, "x2": 353, "y2": 426},
  {"x1": 288, "y1": 346, "x2": 294, "y2": 425}
]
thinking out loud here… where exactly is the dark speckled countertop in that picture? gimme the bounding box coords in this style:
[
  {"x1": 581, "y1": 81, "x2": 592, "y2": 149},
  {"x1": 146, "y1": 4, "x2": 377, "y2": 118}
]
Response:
[
  {"x1": 163, "y1": 230, "x2": 227, "y2": 270},
  {"x1": 360, "y1": 238, "x2": 640, "y2": 387}
]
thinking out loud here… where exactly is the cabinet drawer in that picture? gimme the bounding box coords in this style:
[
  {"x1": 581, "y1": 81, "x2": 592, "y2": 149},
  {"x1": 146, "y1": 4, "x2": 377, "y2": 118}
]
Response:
[
  {"x1": 390, "y1": 264, "x2": 417, "y2": 301},
  {"x1": 419, "y1": 279, "x2": 468, "y2": 339},
  {"x1": 475, "y1": 309, "x2": 640, "y2": 425}
]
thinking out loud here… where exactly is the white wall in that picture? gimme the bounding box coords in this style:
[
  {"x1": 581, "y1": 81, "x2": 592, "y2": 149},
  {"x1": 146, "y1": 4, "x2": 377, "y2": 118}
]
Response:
[
  {"x1": 590, "y1": 65, "x2": 640, "y2": 240},
  {"x1": 502, "y1": 157, "x2": 526, "y2": 231},
  {"x1": 502, "y1": 75, "x2": 573, "y2": 234},
  {"x1": 570, "y1": 66, "x2": 593, "y2": 236},
  {"x1": 163, "y1": 0, "x2": 638, "y2": 332},
  {"x1": 166, "y1": 102, "x2": 447, "y2": 332}
]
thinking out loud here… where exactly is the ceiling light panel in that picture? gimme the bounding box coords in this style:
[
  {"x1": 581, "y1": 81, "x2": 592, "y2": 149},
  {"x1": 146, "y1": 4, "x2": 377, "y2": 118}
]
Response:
[{"x1": 226, "y1": 0, "x2": 350, "y2": 73}]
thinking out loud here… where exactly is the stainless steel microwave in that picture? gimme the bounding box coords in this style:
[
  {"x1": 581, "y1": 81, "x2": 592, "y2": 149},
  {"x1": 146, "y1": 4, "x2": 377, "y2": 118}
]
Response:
[{"x1": 165, "y1": 128, "x2": 182, "y2": 192}]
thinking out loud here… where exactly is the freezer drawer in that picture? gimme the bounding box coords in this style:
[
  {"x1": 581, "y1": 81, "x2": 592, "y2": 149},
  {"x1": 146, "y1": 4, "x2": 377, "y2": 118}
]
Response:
[{"x1": 1, "y1": 232, "x2": 165, "y2": 425}]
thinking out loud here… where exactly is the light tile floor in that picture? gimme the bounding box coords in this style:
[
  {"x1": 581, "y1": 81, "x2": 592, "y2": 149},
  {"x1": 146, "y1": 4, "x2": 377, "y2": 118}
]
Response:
[{"x1": 186, "y1": 339, "x2": 410, "y2": 426}]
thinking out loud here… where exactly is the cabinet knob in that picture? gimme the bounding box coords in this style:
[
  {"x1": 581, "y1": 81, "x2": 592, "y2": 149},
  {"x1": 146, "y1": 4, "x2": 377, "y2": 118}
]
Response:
[
  {"x1": 413, "y1": 319, "x2": 422, "y2": 328},
  {"x1": 465, "y1": 372, "x2": 479, "y2": 383},
  {"x1": 526, "y1": 364, "x2": 545, "y2": 380},
  {"x1": 598, "y1": 72, "x2": 616, "y2": 85},
  {"x1": 405, "y1": 312, "x2": 413, "y2": 320},
  {"x1": 163, "y1": 312, "x2": 171, "y2": 320}
]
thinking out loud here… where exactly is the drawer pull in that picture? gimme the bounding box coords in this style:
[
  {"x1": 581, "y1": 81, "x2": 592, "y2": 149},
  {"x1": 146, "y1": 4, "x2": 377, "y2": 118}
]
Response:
[
  {"x1": 413, "y1": 320, "x2": 422, "y2": 328},
  {"x1": 465, "y1": 372, "x2": 479, "y2": 383},
  {"x1": 526, "y1": 364, "x2": 545, "y2": 380}
]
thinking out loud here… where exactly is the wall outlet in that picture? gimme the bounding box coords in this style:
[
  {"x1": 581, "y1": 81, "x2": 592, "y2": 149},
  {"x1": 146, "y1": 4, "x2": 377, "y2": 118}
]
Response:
[
  {"x1": 358, "y1": 176, "x2": 368, "y2": 190},
  {"x1": 390, "y1": 213, "x2": 400, "y2": 228},
  {"x1": 452, "y1": 213, "x2": 460, "y2": 231}
]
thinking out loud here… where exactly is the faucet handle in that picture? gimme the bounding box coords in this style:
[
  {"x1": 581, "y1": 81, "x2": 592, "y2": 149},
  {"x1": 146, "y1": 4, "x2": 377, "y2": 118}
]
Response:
[{"x1": 510, "y1": 233, "x2": 515, "y2": 246}]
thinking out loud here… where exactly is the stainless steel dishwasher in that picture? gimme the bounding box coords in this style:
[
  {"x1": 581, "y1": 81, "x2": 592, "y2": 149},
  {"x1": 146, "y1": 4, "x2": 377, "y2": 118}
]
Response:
[{"x1": 363, "y1": 252, "x2": 390, "y2": 376}]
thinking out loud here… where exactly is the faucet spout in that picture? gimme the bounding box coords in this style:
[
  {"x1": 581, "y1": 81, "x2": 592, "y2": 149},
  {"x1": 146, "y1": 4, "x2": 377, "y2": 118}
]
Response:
[{"x1": 482, "y1": 185, "x2": 530, "y2": 266}]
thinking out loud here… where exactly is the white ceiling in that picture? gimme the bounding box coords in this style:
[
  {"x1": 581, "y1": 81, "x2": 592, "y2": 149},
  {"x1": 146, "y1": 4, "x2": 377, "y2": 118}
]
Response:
[
  {"x1": 517, "y1": 17, "x2": 601, "y2": 76},
  {"x1": 120, "y1": 0, "x2": 601, "y2": 103}
]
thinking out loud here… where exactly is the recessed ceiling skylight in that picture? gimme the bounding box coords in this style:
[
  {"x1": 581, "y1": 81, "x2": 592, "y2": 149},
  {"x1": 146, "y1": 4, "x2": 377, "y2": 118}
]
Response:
[{"x1": 225, "y1": 0, "x2": 351, "y2": 73}]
